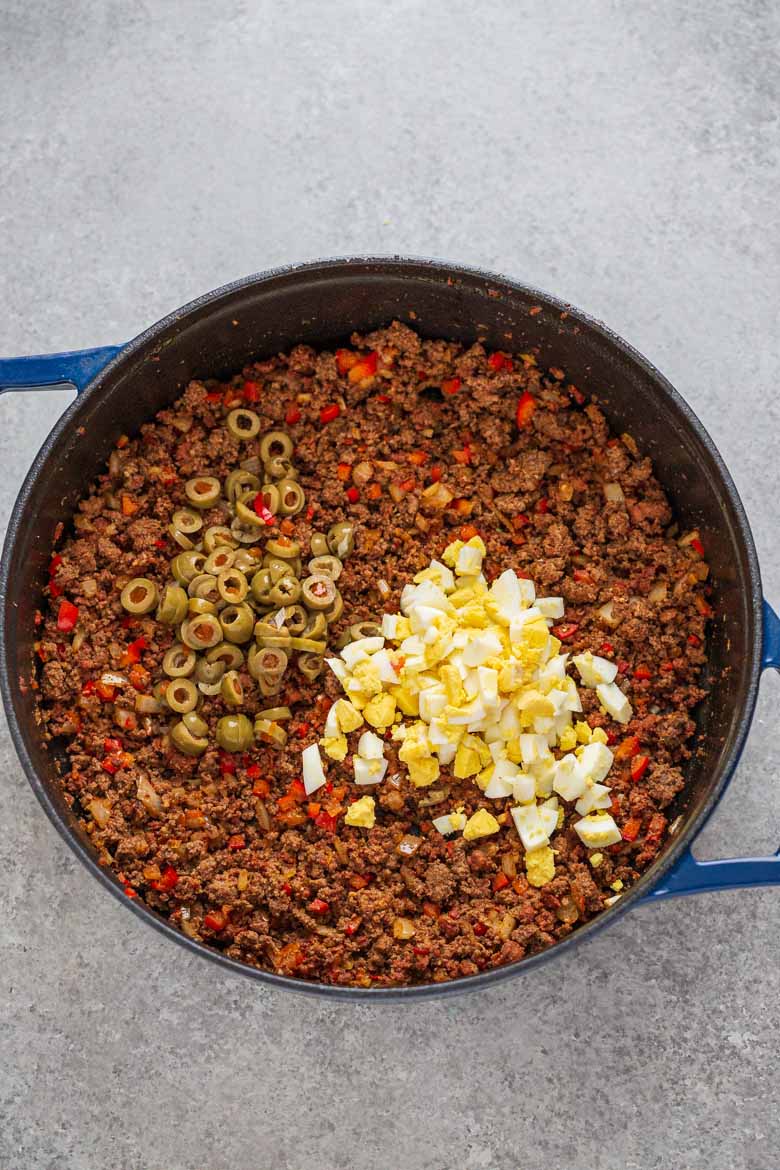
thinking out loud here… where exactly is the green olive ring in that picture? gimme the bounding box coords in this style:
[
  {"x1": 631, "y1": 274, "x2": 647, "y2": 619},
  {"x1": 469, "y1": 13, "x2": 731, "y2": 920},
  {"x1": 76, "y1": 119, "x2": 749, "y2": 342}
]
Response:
[
  {"x1": 231, "y1": 517, "x2": 263, "y2": 544},
  {"x1": 326, "y1": 590, "x2": 344, "y2": 623},
  {"x1": 277, "y1": 479, "x2": 306, "y2": 516},
  {"x1": 204, "y1": 547, "x2": 236, "y2": 575},
  {"x1": 163, "y1": 644, "x2": 197, "y2": 678},
  {"x1": 196, "y1": 657, "x2": 226, "y2": 686},
  {"x1": 302, "y1": 573, "x2": 337, "y2": 611},
  {"x1": 248, "y1": 644, "x2": 288, "y2": 681},
  {"x1": 235, "y1": 490, "x2": 268, "y2": 527},
  {"x1": 264, "y1": 455, "x2": 298, "y2": 481},
  {"x1": 120, "y1": 578, "x2": 159, "y2": 615},
  {"x1": 171, "y1": 719, "x2": 209, "y2": 756},
  {"x1": 172, "y1": 508, "x2": 203, "y2": 535},
  {"x1": 308, "y1": 554, "x2": 343, "y2": 580},
  {"x1": 290, "y1": 636, "x2": 327, "y2": 654},
  {"x1": 181, "y1": 613, "x2": 223, "y2": 649},
  {"x1": 225, "y1": 469, "x2": 260, "y2": 503},
  {"x1": 216, "y1": 713, "x2": 254, "y2": 752},
  {"x1": 188, "y1": 573, "x2": 221, "y2": 601},
  {"x1": 303, "y1": 611, "x2": 328, "y2": 640},
  {"x1": 250, "y1": 570, "x2": 274, "y2": 604},
  {"x1": 284, "y1": 604, "x2": 308, "y2": 636},
  {"x1": 327, "y1": 521, "x2": 356, "y2": 559},
  {"x1": 256, "y1": 706, "x2": 292, "y2": 721},
  {"x1": 254, "y1": 718, "x2": 288, "y2": 747},
  {"x1": 264, "y1": 555, "x2": 294, "y2": 583},
  {"x1": 171, "y1": 551, "x2": 206, "y2": 585},
  {"x1": 227, "y1": 408, "x2": 261, "y2": 440},
  {"x1": 203, "y1": 525, "x2": 237, "y2": 553},
  {"x1": 309, "y1": 532, "x2": 329, "y2": 557},
  {"x1": 157, "y1": 583, "x2": 188, "y2": 625},
  {"x1": 217, "y1": 567, "x2": 249, "y2": 604},
  {"x1": 187, "y1": 598, "x2": 218, "y2": 616},
  {"x1": 220, "y1": 670, "x2": 244, "y2": 706},
  {"x1": 183, "y1": 710, "x2": 208, "y2": 736},
  {"x1": 298, "y1": 653, "x2": 325, "y2": 680},
  {"x1": 269, "y1": 576, "x2": 302, "y2": 606},
  {"x1": 206, "y1": 642, "x2": 245, "y2": 670},
  {"x1": 219, "y1": 603, "x2": 255, "y2": 644},
  {"x1": 349, "y1": 620, "x2": 383, "y2": 640},
  {"x1": 166, "y1": 678, "x2": 199, "y2": 714},
  {"x1": 265, "y1": 537, "x2": 301, "y2": 560},
  {"x1": 184, "y1": 475, "x2": 222, "y2": 509},
  {"x1": 168, "y1": 526, "x2": 195, "y2": 550},
  {"x1": 233, "y1": 548, "x2": 261, "y2": 573},
  {"x1": 258, "y1": 483, "x2": 281, "y2": 514},
  {"x1": 259, "y1": 430, "x2": 294, "y2": 462}
]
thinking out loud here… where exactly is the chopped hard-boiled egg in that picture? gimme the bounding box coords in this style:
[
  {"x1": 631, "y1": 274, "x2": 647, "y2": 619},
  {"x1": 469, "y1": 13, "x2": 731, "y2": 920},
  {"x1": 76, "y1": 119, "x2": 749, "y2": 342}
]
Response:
[
  {"x1": 596, "y1": 682, "x2": 633, "y2": 725},
  {"x1": 574, "y1": 812, "x2": 622, "y2": 848},
  {"x1": 462, "y1": 808, "x2": 500, "y2": 840},
  {"x1": 432, "y1": 809, "x2": 468, "y2": 835},
  {"x1": 573, "y1": 651, "x2": 618, "y2": 688},
  {"x1": 525, "y1": 845, "x2": 556, "y2": 887},
  {"x1": 302, "y1": 743, "x2": 327, "y2": 795},
  {"x1": 344, "y1": 795, "x2": 376, "y2": 828}
]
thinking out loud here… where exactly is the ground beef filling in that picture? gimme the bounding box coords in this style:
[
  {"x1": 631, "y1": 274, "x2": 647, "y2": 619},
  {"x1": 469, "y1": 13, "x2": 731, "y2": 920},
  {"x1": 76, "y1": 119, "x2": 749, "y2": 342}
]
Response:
[{"x1": 36, "y1": 322, "x2": 710, "y2": 987}]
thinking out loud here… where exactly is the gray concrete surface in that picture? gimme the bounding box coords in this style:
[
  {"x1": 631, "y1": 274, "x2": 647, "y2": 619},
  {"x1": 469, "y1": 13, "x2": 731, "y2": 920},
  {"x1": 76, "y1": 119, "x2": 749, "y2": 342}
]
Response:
[{"x1": 1, "y1": 2, "x2": 779, "y2": 1167}]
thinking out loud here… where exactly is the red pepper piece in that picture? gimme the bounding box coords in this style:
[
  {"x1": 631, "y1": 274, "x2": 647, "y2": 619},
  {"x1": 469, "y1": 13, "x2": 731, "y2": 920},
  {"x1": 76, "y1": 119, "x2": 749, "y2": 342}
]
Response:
[
  {"x1": 429, "y1": 465, "x2": 443, "y2": 483},
  {"x1": 690, "y1": 537, "x2": 705, "y2": 557},
  {"x1": 516, "y1": 392, "x2": 536, "y2": 428},
  {"x1": 492, "y1": 872, "x2": 510, "y2": 892},
  {"x1": 227, "y1": 834, "x2": 246, "y2": 850},
  {"x1": 452, "y1": 444, "x2": 472, "y2": 465},
  {"x1": 551, "y1": 622, "x2": 579, "y2": 641},
  {"x1": 336, "y1": 349, "x2": 358, "y2": 374},
  {"x1": 151, "y1": 864, "x2": 179, "y2": 892},
  {"x1": 442, "y1": 376, "x2": 461, "y2": 395},
  {"x1": 633, "y1": 665, "x2": 652, "y2": 680},
  {"x1": 242, "y1": 380, "x2": 261, "y2": 403},
  {"x1": 375, "y1": 393, "x2": 391, "y2": 404},
  {"x1": 81, "y1": 679, "x2": 96, "y2": 696},
  {"x1": 121, "y1": 636, "x2": 147, "y2": 666},
  {"x1": 285, "y1": 405, "x2": 301, "y2": 425},
  {"x1": 101, "y1": 758, "x2": 119, "y2": 774},
  {"x1": 281, "y1": 882, "x2": 293, "y2": 896},
  {"x1": 308, "y1": 898, "x2": 330, "y2": 915},
  {"x1": 252, "y1": 494, "x2": 276, "y2": 525},
  {"x1": 344, "y1": 918, "x2": 361, "y2": 936},
  {"x1": 630, "y1": 755, "x2": 650, "y2": 782},
  {"x1": 617, "y1": 660, "x2": 630, "y2": 675},
  {"x1": 103, "y1": 737, "x2": 123, "y2": 754},
  {"x1": 56, "y1": 600, "x2": 79, "y2": 633},
  {"x1": 49, "y1": 554, "x2": 62, "y2": 576},
  {"x1": 320, "y1": 403, "x2": 341, "y2": 424},
  {"x1": 600, "y1": 641, "x2": 615, "y2": 654},
  {"x1": 336, "y1": 462, "x2": 352, "y2": 481},
  {"x1": 687, "y1": 633, "x2": 701, "y2": 647},
  {"x1": 314, "y1": 810, "x2": 338, "y2": 833},
  {"x1": 345, "y1": 486, "x2": 360, "y2": 503},
  {"x1": 219, "y1": 751, "x2": 237, "y2": 775},
  {"x1": 473, "y1": 921, "x2": 488, "y2": 936},
  {"x1": 622, "y1": 817, "x2": 642, "y2": 842},
  {"x1": 408, "y1": 450, "x2": 429, "y2": 466},
  {"x1": 203, "y1": 911, "x2": 227, "y2": 931},
  {"x1": 348, "y1": 351, "x2": 379, "y2": 382},
  {"x1": 536, "y1": 497, "x2": 549, "y2": 513},
  {"x1": 123, "y1": 886, "x2": 138, "y2": 898},
  {"x1": 488, "y1": 352, "x2": 512, "y2": 371},
  {"x1": 614, "y1": 735, "x2": 640, "y2": 761},
  {"x1": 95, "y1": 681, "x2": 117, "y2": 702},
  {"x1": 573, "y1": 568, "x2": 591, "y2": 583}
]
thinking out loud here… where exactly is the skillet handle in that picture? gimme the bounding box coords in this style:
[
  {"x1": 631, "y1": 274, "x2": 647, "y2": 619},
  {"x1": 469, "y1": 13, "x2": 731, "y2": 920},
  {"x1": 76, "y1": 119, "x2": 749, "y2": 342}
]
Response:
[
  {"x1": 0, "y1": 345, "x2": 122, "y2": 395},
  {"x1": 647, "y1": 599, "x2": 780, "y2": 899}
]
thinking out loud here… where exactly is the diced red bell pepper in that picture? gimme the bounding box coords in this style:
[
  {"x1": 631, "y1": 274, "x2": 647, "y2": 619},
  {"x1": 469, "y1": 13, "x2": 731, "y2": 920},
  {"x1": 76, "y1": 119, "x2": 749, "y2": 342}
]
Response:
[
  {"x1": 614, "y1": 735, "x2": 641, "y2": 761},
  {"x1": 252, "y1": 494, "x2": 276, "y2": 525},
  {"x1": 49, "y1": 554, "x2": 62, "y2": 577},
  {"x1": 151, "y1": 864, "x2": 179, "y2": 892},
  {"x1": 285, "y1": 406, "x2": 301, "y2": 425},
  {"x1": 121, "y1": 636, "x2": 147, "y2": 666},
  {"x1": 622, "y1": 817, "x2": 642, "y2": 842},
  {"x1": 345, "y1": 486, "x2": 360, "y2": 503},
  {"x1": 204, "y1": 911, "x2": 227, "y2": 931},
  {"x1": 348, "y1": 873, "x2": 371, "y2": 890},
  {"x1": 408, "y1": 450, "x2": 429, "y2": 466},
  {"x1": 308, "y1": 898, "x2": 330, "y2": 915},
  {"x1": 227, "y1": 834, "x2": 246, "y2": 850},
  {"x1": 473, "y1": 921, "x2": 488, "y2": 936},
  {"x1": 246, "y1": 763, "x2": 261, "y2": 779},
  {"x1": 219, "y1": 751, "x2": 237, "y2": 775},
  {"x1": 690, "y1": 537, "x2": 705, "y2": 557},
  {"x1": 101, "y1": 758, "x2": 119, "y2": 774},
  {"x1": 320, "y1": 403, "x2": 341, "y2": 424},
  {"x1": 633, "y1": 665, "x2": 652, "y2": 680},
  {"x1": 552, "y1": 622, "x2": 579, "y2": 641},
  {"x1": 488, "y1": 352, "x2": 512, "y2": 371},
  {"x1": 242, "y1": 380, "x2": 261, "y2": 403},
  {"x1": 687, "y1": 633, "x2": 701, "y2": 647},
  {"x1": 429, "y1": 465, "x2": 442, "y2": 483},
  {"x1": 314, "y1": 810, "x2": 338, "y2": 833},
  {"x1": 516, "y1": 391, "x2": 536, "y2": 428},
  {"x1": 336, "y1": 462, "x2": 352, "y2": 481},
  {"x1": 103, "y1": 736, "x2": 123, "y2": 755},
  {"x1": 630, "y1": 755, "x2": 650, "y2": 782},
  {"x1": 336, "y1": 348, "x2": 358, "y2": 374},
  {"x1": 375, "y1": 393, "x2": 391, "y2": 404},
  {"x1": 573, "y1": 569, "x2": 591, "y2": 583},
  {"x1": 124, "y1": 886, "x2": 138, "y2": 898},
  {"x1": 442, "y1": 377, "x2": 461, "y2": 395},
  {"x1": 348, "y1": 351, "x2": 378, "y2": 383},
  {"x1": 56, "y1": 600, "x2": 79, "y2": 633},
  {"x1": 492, "y1": 872, "x2": 510, "y2": 892},
  {"x1": 81, "y1": 679, "x2": 96, "y2": 696},
  {"x1": 95, "y1": 681, "x2": 117, "y2": 702},
  {"x1": 536, "y1": 497, "x2": 549, "y2": 514},
  {"x1": 344, "y1": 918, "x2": 361, "y2": 936},
  {"x1": 600, "y1": 641, "x2": 615, "y2": 654},
  {"x1": 452, "y1": 444, "x2": 472, "y2": 465}
]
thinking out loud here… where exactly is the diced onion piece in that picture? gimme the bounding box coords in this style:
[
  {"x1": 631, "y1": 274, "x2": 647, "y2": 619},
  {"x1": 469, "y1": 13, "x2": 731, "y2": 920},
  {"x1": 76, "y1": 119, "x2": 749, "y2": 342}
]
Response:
[
  {"x1": 101, "y1": 671, "x2": 128, "y2": 687},
  {"x1": 421, "y1": 481, "x2": 454, "y2": 509},
  {"x1": 136, "y1": 775, "x2": 162, "y2": 815},
  {"x1": 87, "y1": 798, "x2": 111, "y2": 827},
  {"x1": 135, "y1": 694, "x2": 163, "y2": 714},
  {"x1": 603, "y1": 482, "x2": 625, "y2": 503},
  {"x1": 302, "y1": 743, "x2": 327, "y2": 795},
  {"x1": 596, "y1": 682, "x2": 633, "y2": 725},
  {"x1": 648, "y1": 582, "x2": 668, "y2": 602},
  {"x1": 392, "y1": 916, "x2": 416, "y2": 939},
  {"x1": 397, "y1": 834, "x2": 422, "y2": 857},
  {"x1": 597, "y1": 601, "x2": 620, "y2": 628}
]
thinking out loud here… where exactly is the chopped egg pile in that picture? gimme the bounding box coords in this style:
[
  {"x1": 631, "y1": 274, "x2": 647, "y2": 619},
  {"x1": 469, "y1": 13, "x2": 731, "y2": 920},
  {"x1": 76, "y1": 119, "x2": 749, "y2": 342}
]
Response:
[{"x1": 309, "y1": 536, "x2": 635, "y2": 887}]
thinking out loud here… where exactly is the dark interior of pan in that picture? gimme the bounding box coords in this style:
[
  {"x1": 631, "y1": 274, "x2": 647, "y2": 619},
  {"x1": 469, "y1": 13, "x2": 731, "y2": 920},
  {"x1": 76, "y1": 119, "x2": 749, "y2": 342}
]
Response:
[{"x1": 2, "y1": 257, "x2": 761, "y2": 990}]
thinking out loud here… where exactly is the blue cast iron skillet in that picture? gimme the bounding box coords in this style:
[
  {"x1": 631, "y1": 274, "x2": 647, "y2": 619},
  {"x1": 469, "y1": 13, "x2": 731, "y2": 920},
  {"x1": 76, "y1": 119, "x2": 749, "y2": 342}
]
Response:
[{"x1": 1, "y1": 256, "x2": 779, "y2": 1000}]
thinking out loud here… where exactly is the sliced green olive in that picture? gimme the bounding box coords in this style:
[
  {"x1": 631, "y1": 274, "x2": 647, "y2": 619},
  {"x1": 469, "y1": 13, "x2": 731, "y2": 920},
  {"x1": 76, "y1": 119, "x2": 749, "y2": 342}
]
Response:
[
  {"x1": 290, "y1": 636, "x2": 327, "y2": 653},
  {"x1": 298, "y1": 653, "x2": 325, "y2": 680},
  {"x1": 254, "y1": 718, "x2": 288, "y2": 747},
  {"x1": 248, "y1": 644, "x2": 288, "y2": 681},
  {"x1": 153, "y1": 680, "x2": 170, "y2": 703},
  {"x1": 264, "y1": 555, "x2": 294, "y2": 583},
  {"x1": 327, "y1": 521, "x2": 356, "y2": 559},
  {"x1": 120, "y1": 578, "x2": 159, "y2": 615},
  {"x1": 264, "y1": 454, "x2": 298, "y2": 481},
  {"x1": 250, "y1": 569, "x2": 274, "y2": 604},
  {"x1": 166, "y1": 678, "x2": 199, "y2": 714},
  {"x1": 219, "y1": 603, "x2": 255, "y2": 643},
  {"x1": 233, "y1": 548, "x2": 261, "y2": 573},
  {"x1": 195, "y1": 657, "x2": 226, "y2": 686},
  {"x1": 206, "y1": 642, "x2": 245, "y2": 670},
  {"x1": 163, "y1": 644, "x2": 197, "y2": 678},
  {"x1": 253, "y1": 620, "x2": 292, "y2": 649},
  {"x1": 171, "y1": 719, "x2": 208, "y2": 756},
  {"x1": 349, "y1": 620, "x2": 383, "y2": 640},
  {"x1": 231, "y1": 517, "x2": 263, "y2": 544},
  {"x1": 216, "y1": 713, "x2": 254, "y2": 752},
  {"x1": 203, "y1": 525, "x2": 237, "y2": 553},
  {"x1": 184, "y1": 475, "x2": 221, "y2": 509},
  {"x1": 303, "y1": 612, "x2": 328, "y2": 640},
  {"x1": 171, "y1": 551, "x2": 206, "y2": 585},
  {"x1": 265, "y1": 537, "x2": 301, "y2": 560},
  {"x1": 269, "y1": 575, "x2": 301, "y2": 606},
  {"x1": 326, "y1": 590, "x2": 344, "y2": 622},
  {"x1": 220, "y1": 670, "x2": 244, "y2": 706},
  {"x1": 302, "y1": 573, "x2": 337, "y2": 611},
  {"x1": 256, "y1": 706, "x2": 291, "y2": 721},
  {"x1": 182, "y1": 710, "x2": 208, "y2": 737},
  {"x1": 181, "y1": 612, "x2": 223, "y2": 649},
  {"x1": 225, "y1": 469, "x2": 260, "y2": 503},
  {"x1": 310, "y1": 532, "x2": 330, "y2": 557},
  {"x1": 217, "y1": 567, "x2": 249, "y2": 604},
  {"x1": 277, "y1": 479, "x2": 305, "y2": 516},
  {"x1": 172, "y1": 508, "x2": 203, "y2": 535},
  {"x1": 259, "y1": 430, "x2": 293, "y2": 462},
  {"x1": 156, "y1": 583, "x2": 188, "y2": 625},
  {"x1": 308, "y1": 554, "x2": 342, "y2": 580},
  {"x1": 227, "y1": 408, "x2": 261, "y2": 440},
  {"x1": 235, "y1": 490, "x2": 267, "y2": 527},
  {"x1": 188, "y1": 573, "x2": 221, "y2": 602},
  {"x1": 258, "y1": 483, "x2": 281, "y2": 514},
  {"x1": 284, "y1": 604, "x2": 308, "y2": 636},
  {"x1": 168, "y1": 525, "x2": 195, "y2": 550},
  {"x1": 188, "y1": 597, "x2": 218, "y2": 616},
  {"x1": 204, "y1": 547, "x2": 236, "y2": 575}
]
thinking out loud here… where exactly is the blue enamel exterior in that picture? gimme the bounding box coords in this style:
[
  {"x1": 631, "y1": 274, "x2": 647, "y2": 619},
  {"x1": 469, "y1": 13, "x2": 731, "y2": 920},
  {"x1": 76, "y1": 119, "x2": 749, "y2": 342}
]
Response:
[{"x1": 1, "y1": 337, "x2": 778, "y2": 914}]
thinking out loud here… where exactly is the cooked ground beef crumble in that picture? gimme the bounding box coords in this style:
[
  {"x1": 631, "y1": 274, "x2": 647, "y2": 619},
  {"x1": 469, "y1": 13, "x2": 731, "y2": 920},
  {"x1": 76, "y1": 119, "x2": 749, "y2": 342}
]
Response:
[{"x1": 35, "y1": 322, "x2": 710, "y2": 987}]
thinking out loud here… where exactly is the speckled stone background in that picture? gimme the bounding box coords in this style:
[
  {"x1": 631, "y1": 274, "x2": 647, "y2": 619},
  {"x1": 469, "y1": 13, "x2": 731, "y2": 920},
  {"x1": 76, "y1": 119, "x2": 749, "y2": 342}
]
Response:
[{"x1": 1, "y1": 2, "x2": 779, "y2": 1168}]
